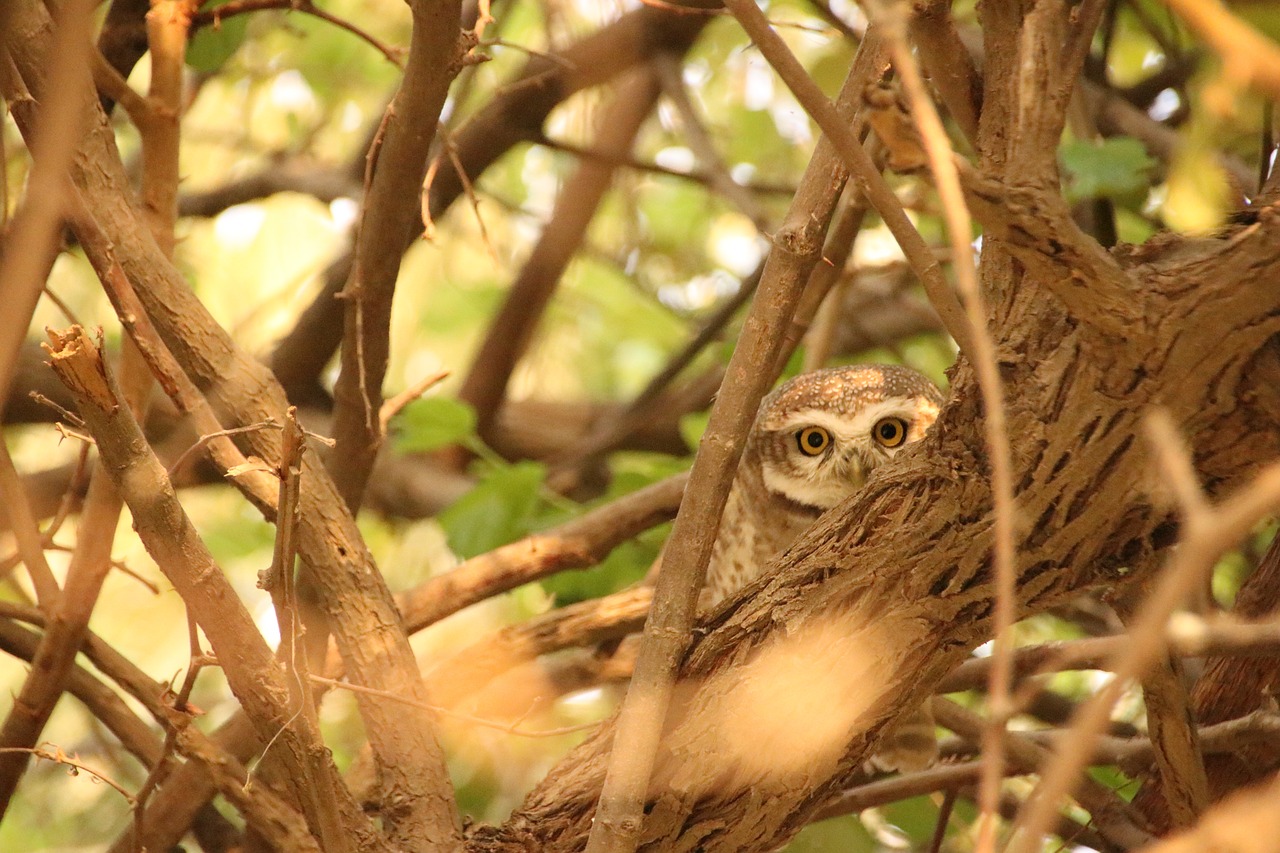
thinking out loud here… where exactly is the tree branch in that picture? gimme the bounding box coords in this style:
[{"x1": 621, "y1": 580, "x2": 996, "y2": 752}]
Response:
[
  {"x1": 458, "y1": 67, "x2": 663, "y2": 443},
  {"x1": 327, "y1": 0, "x2": 465, "y2": 511}
]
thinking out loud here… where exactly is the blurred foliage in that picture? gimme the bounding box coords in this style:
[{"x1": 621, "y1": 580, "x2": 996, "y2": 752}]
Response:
[
  {"x1": 1061, "y1": 137, "x2": 1157, "y2": 204},
  {"x1": 395, "y1": 397, "x2": 479, "y2": 454},
  {"x1": 2, "y1": 0, "x2": 1279, "y2": 849}
]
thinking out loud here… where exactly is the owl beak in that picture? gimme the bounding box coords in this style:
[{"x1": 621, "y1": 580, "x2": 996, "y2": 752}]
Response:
[{"x1": 842, "y1": 450, "x2": 869, "y2": 487}]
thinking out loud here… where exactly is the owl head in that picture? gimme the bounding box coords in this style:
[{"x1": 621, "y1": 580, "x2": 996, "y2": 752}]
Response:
[{"x1": 748, "y1": 364, "x2": 943, "y2": 512}]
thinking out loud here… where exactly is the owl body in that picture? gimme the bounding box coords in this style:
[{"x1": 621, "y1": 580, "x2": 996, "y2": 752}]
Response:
[
  {"x1": 703, "y1": 364, "x2": 944, "y2": 773},
  {"x1": 705, "y1": 364, "x2": 943, "y2": 605}
]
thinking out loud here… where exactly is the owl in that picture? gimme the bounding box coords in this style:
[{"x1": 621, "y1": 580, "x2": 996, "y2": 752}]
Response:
[{"x1": 704, "y1": 363, "x2": 944, "y2": 772}]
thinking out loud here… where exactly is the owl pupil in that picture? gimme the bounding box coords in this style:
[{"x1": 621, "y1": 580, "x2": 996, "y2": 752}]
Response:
[
  {"x1": 806, "y1": 433, "x2": 823, "y2": 448},
  {"x1": 881, "y1": 424, "x2": 896, "y2": 438}
]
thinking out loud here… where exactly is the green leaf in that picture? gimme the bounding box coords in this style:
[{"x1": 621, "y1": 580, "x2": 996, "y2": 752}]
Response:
[
  {"x1": 1060, "y1": 137, "x2": 1156, "y2": 203},
  {"x1": 782, "y1": 816, "x2": 877, "y2": 853},
  {"x1": 437, "y1": 461, "x2": 547, "y2": 559},
  {"x1": 187, "y1": 1, "x2": 250, "y2": 73},
  {"x1": 881, "y1": 794, "x2": 942, "y2": 846},
  {"x1": 540, "y1": 532, "x2": 663, "y2": 604},
  {"x1": 1088, "y1": 765, "x2": 1140, "y2": 802},
  {"x1": 394, "y1": 398, "x2": 477, "y2": 454}
]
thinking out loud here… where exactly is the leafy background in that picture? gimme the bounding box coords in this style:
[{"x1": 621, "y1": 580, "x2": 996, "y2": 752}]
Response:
[{"x1": 2, "y1": 0, "x2": 1277, "y2": 849}]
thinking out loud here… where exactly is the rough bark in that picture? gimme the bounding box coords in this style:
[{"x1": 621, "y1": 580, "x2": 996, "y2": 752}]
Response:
[
  {"x1": 466, "y1": 188, "x2": 1280, "y2": 853},
  {"x1": 7, "y1": 3, "x2": 464, "y2": 848}
]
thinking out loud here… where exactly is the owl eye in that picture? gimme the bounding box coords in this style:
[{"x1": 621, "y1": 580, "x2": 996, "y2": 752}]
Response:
[
  {"x1": 872, "y1": 417, "x2": 908, "y2": 448},
  {"x1": 796, "y1": 426, "x2": 831, "y2": 456}
]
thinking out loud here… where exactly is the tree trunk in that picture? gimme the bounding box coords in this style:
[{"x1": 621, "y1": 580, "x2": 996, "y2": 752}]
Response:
[{"x1": 467, "y1": 184, "x2": 1280, "y2": 853}]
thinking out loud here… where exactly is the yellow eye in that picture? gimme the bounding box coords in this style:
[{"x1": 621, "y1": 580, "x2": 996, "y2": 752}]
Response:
[
  {"x1": 796, "y1": 426, "x2": 831, "y2": 456},
  {"x1": 872, "y1": 417, "x2": 908, "y2": 448}
]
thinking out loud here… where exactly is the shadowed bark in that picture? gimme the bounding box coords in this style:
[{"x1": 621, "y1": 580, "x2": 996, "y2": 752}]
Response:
[{"x1": 465, "y1": 143, "x2": 1280, "y2": 853}]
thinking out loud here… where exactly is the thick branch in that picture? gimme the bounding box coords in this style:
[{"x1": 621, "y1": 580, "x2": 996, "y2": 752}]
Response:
[
  {"x1": 469, "y1": 157, "x2": 1280, "y2": 853},
  {"x1": 42, "y1": 326, "x2": 374, "y2": 852},
  {"x1": 458, "y1": 67, "x2": 663, "y2": 442},
  {"x1": 327, "y1": 0, "x2": 465, "y2": 511},
  {"x1": 6, "y1": 3, "x2": 463, "y2": 848}
]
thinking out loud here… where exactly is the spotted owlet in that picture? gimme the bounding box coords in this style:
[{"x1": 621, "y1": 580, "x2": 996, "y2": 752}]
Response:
[{"x1": 704, "y1": 363, "x2": 944, "y2": 772}]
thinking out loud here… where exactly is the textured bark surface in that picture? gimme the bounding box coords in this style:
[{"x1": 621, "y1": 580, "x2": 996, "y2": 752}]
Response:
[
  {"x1": 1134, "y1": 535, "x2": 1280, "y2": 831},
  {"x1": 467, "y1": 205, "x2": 1280, "y2": 851}
]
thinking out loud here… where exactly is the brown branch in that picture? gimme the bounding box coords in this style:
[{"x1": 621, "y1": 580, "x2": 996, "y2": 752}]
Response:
[
  {"x1": 194, "y1": 0, "x2": 405, "y2": 66},
  {"x1": 268, "y1": 0, "x2": 716, "y2": 400},
  {"x1": 400, "y1": 473, "x2": 686, "y2": 633},
  {"x1": 93, "y1": 0, "x2": 149, "y2": 114},
  {"x1": 653, "y1": 53, "x2": 769, "y2": 228},
  {"x1": 0, "y1": 439, "x2": 59, "y2": 604},
  {"x1": 582, "y1": 31, "x2": 893, "y2": 852},
  {"x1": 940, "y1": 621, "x2": 1280, "y2": 694},
  {"x1": 1114, "y1": 580, "x2": 1210, "y2": 829},
  {"x1": 535, "y1": 134, "x2": 796, "y2": 196},
  {"x1": 1133, "y1": 528, "x2": 1280, "y2": 830},
  {"x1": 260, "y1": 407, "x2": 315, "y2": 726},
  {"x1": 720, "y1": 10, "x2": 973, "y2": 356},
  {"x1": 326, "y1": 0, "x2": 465, "y2": 516},
  {"x1": 40, "y1": 325, "x2": 376, "y2": 852},
  {"x1": 785, "y1": 170, "x2": 876, "y2": 372},
  {"x1": 906, "y1": 0, "x2": 981, "y2": 146},
  {"x1": 457, "y1": 67, "x2": 662, "y2": 444},
  {"x1": 177, "y1": 161, "x2": 361, "y2": 218},
  {"x1": 428, "y1": 586, "x2": 653, "y2": 709}
]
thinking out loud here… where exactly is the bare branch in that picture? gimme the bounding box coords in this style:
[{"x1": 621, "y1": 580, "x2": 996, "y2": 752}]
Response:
[
  {"x1": 327, "y1": 0, "x2": 466, "y2": 517},
  {"x1": 400, "y1": 473, "x2": 685, "y2": 633},
  {"x1": 719, "y1": 7, "x2": 973, "y2": 354},
  {"x1": 458, "y1": 68, "x2": 663, "y2": 443},
  {"x1": 584, "y1": 33, "x2": 893, "y2": 851}
]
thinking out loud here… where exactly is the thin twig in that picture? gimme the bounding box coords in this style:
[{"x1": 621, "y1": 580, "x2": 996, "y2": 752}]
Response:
[
  {"x1": 718, "y1": 6, "x2": 974, "y2": 355},
  {"x1": 0, "y1": 744, "x2": 136, "y2": 804},
  {"x1": 584, "y1": 34, "x2": 887, "y2": 853},
  {"x1": 868, "y1": 10, "x2": 1017, "y2": 852},
  {"x1": 308, "y1": 675, "x2": 600, "y2": 739},
  {"x1": 653, "y1": 53, "x2": 770, "y2": 228},
  {"x1": 0, "y1": 439, "x2": 60, "y2": 604},
  {"x1": 165, "y1": 420, "x2": 282, "y2": 479},
  {"x1": 378, "y1": 369, "x2": 450, "y2": 434},
  {"x1": 193, "y1": 0, "x2": 405, "y2": 66}
]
